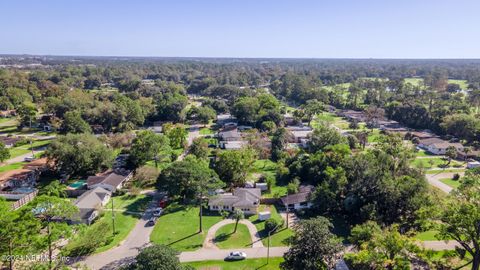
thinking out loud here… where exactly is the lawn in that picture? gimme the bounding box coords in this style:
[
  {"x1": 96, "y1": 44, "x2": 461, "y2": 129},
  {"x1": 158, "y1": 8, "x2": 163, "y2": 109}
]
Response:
[
  {"x1": 0, "y1": 162, "x2": 27, "y2": 172},
  {"x1": 440, "y1": 178, "x2": 462, "y2": 189},
  {"x1": 111, "y1": 194, "x2": 151, "y2": 213},
  {"x1": 199, "y1": 127, "x2": 214, "y2": 135},
  {"x1": 251, "y1": 159, "x2": 288, "y2": 198},
  {"x1": 414, "y1": 230, "x2": 440, "y2": 241},
  {"x1": 184, "y1": 258, "x2": 284, "y2": 270},
  {"x1": 415, "y1": 149, "x2": 430, "y2": 157},
  {"x1": 314, "y1": 112, "x2": 350, "y2": 130},
  {"x1": 411, "y1": 157, "x2": 462, "y2": 169},
  {"x1": 150, "y1": 204, "x2": 223, "y2": 251},
  {"x1": 8, "y1": 139, "x2": 52, "y2": 158},
  {"x1": 248, "y1": 205, "x2": 293, "y2": 247},
  {"x1": 404, "y1": 77, "x2": 424, "y2": 86},
  {"x1": 214, "y1": 223, "x2": 252, "y2": 249},
  {"x1": 425, "y1": 168, "x2": 466, "y2": 174},
  {"x1": 448, "y1": 79, "x2": 469, "y2": 89}
]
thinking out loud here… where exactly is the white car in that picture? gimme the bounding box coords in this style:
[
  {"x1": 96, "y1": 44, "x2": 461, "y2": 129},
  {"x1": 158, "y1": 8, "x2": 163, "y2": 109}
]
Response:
[
  {"x1": 226, "y1": 251, "x2": 247, "y2": 261},
  {"x1": 152, "y1": 207, "x2": 163, "y2": 217},
  {"x1": 24, "y1": 156, "x2": 35, "y2": 162}
]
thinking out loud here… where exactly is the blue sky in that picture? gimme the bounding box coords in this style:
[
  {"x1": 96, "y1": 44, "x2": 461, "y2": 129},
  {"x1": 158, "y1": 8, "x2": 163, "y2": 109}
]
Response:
[{"x1": 1, "y1": 0, "x2": 479, "y2": 58}]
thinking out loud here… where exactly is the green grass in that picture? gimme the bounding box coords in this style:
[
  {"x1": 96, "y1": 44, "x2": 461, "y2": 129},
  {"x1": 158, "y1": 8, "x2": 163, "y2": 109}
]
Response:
[
  {"x1": 411, "y1": 157, "x2": 462, "y2": 169},
  {"x1": 366, "y1": 129, "x2": 382, "y2": 143},
  {"x1": 439, "y1": 178, "x2": 462, "y2": 189},
  {"x1": 199, "y1": 127, "x2": 214, "y2": 135},
  {"x1": 8, "y1": 139, "x2": 51, "y2": 158},
  {"x1": 248, "y1": 205, "x2": 293, "y2": 247},
  {"x1": 414, "y1": 230, "x2": 440, "y2": 241},
  {"x1": 95, "y1": 211, "x2": 139, "y2": 253},
  {"x1": 251, "y1": 160, "x2": 289, "y2": 198},
  {"x1": 314, "y1": 112, "x2": 350, "y2": 130},
  {"x1": 0, "y1": 162, "x2": 27, "y2": 172},
  {"x1": 404, "y1": 77, "x2": 424, "y2": 86},
  {"x1": 150, "y1": 204, "x2": 223, "y2": 251},
  {"x1": 111, "y1": 194, "x2": 151, "y2": 212},
  {"x1": 448, "y1": 79, "x2": 468, "y2": 89},
  {"x1": 425, "y1": 168, "x2": 466, "y2": 174},
  {"x1": 214, "y1": 223, "x2": 252, "y2": 249},
  {"x1": 415, "y1": 149, "x2": 430, "y2": 157},
  {"x1": 184, "y1": 258, "x2": 284, "y2": 270}
]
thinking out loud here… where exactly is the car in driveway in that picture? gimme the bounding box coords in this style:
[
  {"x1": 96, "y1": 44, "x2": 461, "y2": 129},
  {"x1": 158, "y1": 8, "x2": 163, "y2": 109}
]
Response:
[
  {"x1": 146, "y1": 216, "x2": 157, "y2": 226},
  {"x1": 225, "y1": 251, "x2": 247, "y2": 261},
  {"x1": 24, "y1": 156, "x2": 35, "y2": 162},
  {"x1": 152, "y1": 207, "x2": 162, "y2": 217}
]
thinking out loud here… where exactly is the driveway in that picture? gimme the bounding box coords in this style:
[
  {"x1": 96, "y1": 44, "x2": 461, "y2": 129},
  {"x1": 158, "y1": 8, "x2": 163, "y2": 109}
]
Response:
[
  {"x1": 203, "y1": 219, "x2": 263, "y2": 249},
  {"x1": 75, "y1": 193, "x2": 161, "y2": 270},
  {"x1": 177, "y1": 124, "x2": 201, "y2": 161},
  {"x1": 426, "y1": 171, "x2": 464, "y2": 193}
]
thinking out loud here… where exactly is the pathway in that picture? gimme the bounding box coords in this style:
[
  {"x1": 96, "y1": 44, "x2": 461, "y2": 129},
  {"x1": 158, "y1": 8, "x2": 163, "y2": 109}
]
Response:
[
  {"x1": 426, "y1": 171, "x2": 464, "y2": 193},
  {"x1": 203, "y1": 219, "x2": 264, "y2": 249},
  {"x1": 177, "y1": 124, "x2": 201, "y2": 161}
]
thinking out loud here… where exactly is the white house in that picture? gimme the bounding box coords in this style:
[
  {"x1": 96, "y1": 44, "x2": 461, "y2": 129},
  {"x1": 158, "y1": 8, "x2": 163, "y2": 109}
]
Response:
[
  {"x1": 74, "y1": 187, "x2": 111, "y2": 224},
  {"x1": 281, "y1": 185, "x2": 314, "y2": 211},
  {"x1": 467, "y1": 161, "x2": 480, "y2": 169},
  {"x1": 208, "y1": 188, "x2": 261, "y2": 215}
]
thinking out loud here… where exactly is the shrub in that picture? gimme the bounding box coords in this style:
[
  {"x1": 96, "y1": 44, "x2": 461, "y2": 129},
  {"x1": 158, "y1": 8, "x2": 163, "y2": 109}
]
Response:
[
  {"x1": 452, "y1": 173, "x2": 460, "y2": 181},
  {"x1": 264, "y1": 218, "x2": 279, "y2": 232}
]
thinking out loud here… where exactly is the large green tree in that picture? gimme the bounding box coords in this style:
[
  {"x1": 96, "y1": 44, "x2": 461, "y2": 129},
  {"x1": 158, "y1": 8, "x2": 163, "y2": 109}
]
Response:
[
  {"x1": 45, "y1": 133, "x2": 113, "y2": 176},
  {"x1": 61, "y1": 110, "x2": 92, "y2": 134},
  {"x1": 126, "y1": 244, "x2": 193, "y2": 270},
  {"x1": 0, "y1": 141, "x2": 10, "y2": 162},
  {"x1": 281, "y1": 217, "x2": 342, "y2": 270},
  {"x1": 129, "y1": 130, "x2": 171, "y2": 168},
  {"x1": 214, "y1": 148, "x2": 257, "y2": 187}
]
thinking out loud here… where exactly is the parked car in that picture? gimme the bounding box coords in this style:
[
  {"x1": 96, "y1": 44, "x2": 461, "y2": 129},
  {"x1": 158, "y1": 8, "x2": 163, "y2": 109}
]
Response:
[
  {"x1": 146, "y1": 216, "x2": 157, "y2": 226},
  {"x1": 225, "y1": 251, "x2": 247, "y2": 261},
  {"x1": 24, "y1": 156, "x2": 35, "y2": 162},
  {"x1": 152, "y1": 207, "x2": 163, "y2": 217}
]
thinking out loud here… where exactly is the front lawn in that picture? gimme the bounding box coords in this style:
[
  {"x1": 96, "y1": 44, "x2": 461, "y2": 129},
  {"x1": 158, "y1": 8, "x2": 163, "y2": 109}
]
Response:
[
  {"x1": 111, "y1": 194, "x2": 151, "y2": 212},
  {"x1": 0, "y1": 162, "x2": 27, "y2": 172},
  {"x1": 199, "y1": 127, "x2": 214, "y2": 135},
  {"x1": 150, "y1": 204, "x2": 223, "y2": 251},
  {"x1": 248, "y1": 205, "x2": 293, "y2": 247},
  {"x1": 411, "y1": 157, "x2": 462, "y2": 169},
  {"x1": 439, "y1": 178, "x2": 462, "y2": 189},
  {"x1": 184, "y1": 258, "x2": 284, "y2": 270},
  {"x1": 214, "y1": 223, "x2": 252, "y2": 249}
]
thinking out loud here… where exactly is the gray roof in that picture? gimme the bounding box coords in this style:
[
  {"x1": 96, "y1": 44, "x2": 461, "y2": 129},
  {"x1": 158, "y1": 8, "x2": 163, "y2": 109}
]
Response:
[
  {"x1": 281, "y1": 185, "x2": 314, "y2": 205},
  {"x1": 209, "y1": 188, "x2": 261, "y2": 208},
  {"x1": 75, "y1": 187, "x2": 111, "y2": 210},
  {"x1": 87, "y1": 173, "x2": 127, "y2": 188},
  {"x1": 418, "y1": 137, "x2": 446, "y2": 146}
]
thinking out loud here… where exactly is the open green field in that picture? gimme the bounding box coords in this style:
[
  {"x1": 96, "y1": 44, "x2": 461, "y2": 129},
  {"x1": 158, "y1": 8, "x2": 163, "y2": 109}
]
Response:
[
  {"x1": 248, "y1": 205, "x2": 293, "y2": 247},
  {"x1": 404, "y1": 78, "x2": 468, "y2": 89},
  {"x1": 440, "y1": 178, "x2": 462, "y2": 189},
  {"x1": 184, "y1": 258, "x2": 284, "y2": 270},
  {"x1": 111, "y1": 194, "x2": 150, "y2": 212},
  {"x1": 314, "y1": 112, "x2": 350, "y2": 130},
  {"x1": 411, "y1": 157, "x2": 463, "y2": 169},
  {"x1": 214, "y1": 223, "x2": 252, "y2": 249},
  {"x1": 150, "y1": 204, "x2": 223, "y2": 251}
]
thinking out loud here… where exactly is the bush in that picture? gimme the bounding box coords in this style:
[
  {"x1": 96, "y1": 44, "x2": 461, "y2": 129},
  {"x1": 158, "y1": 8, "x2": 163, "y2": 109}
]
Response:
[
  {"x1": 14, "y1": 138, "x2": 29, "y2": 147},
  {"x1": 452, "y1": 173, "x2": 460, "y2": 181},
  {"x1": 264, "y1": 218, "x2": 280, "y2": 233},
  {"x1": 65, "y1": 222, "x2": 111, "y2": 256}
]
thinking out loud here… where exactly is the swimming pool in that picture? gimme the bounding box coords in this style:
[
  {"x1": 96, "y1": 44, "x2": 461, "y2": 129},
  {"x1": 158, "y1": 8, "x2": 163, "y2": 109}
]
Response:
[{"x1": 68, "y1": 180, "x2": 86, "y2": 189}]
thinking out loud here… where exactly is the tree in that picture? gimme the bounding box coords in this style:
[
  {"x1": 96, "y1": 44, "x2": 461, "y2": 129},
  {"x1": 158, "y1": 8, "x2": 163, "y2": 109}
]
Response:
[
  {"x1": 158, "y1": 156, "x2": 223, "y2": 232},
  {"x1": 345, "y1": 225, "x2": 421, "y2": 270},
  {"x1": 348, "y1": 220, "x2": 382, "y2": 248},
  {"x1": 445, "y1": 145, "x2": 457, "y2": 166},
  {"x1": 307, "y1": 123, "x2": 346, "y2": 153},
  {"x1": 132, "y1": 166, "x2": 161, "y2": 188},
  {"x1": 41, "y1": 180, "x2": 67, "y2": 198},
  {"x1": 232, "y1": 209, "x2": 244, "y2": 233},
  {"x1": 301, "y1": 99, "x2": 324, "y2": 125},
  {"x1": 438, "y1": 175, "x2": 480, "y2": 270},
  {"x1": 61, "y1": 110, "x2": 92, "y2": 134},
  {"x1": 126, "y1": 244, "x2": 190, "y2": 270},
  {"x1": 129, "y1": 130, "x2": 171, "y2": 168},
  {"x1": 281, "y1": 217, "x2": 342, "y2": 270},
  {"x1": 30, "y1": 195, "x2": 78, "y2": 269},
  {"x1": 214, "y1": 148, "x2": 257, "y2": 187},
  {"x1": 0, "y1": 198, "x2": 41, "y2": 270},
  {"x1": 17, "y1": 103, "x2": 37, "y2": 129},
  {"x1": 187, "y1": 106, "x2": 216, "y2": 126},
  {"x1": 0, "y1": 141, "x2": 10, "y2": 162},
  {"x1": 163, "y1": 123, "x2": 188, "y2": 149},
  {"x1": 188, "y1": 138, "x2": 209, "y2": 160},
  {"x1": 45, "y1": 133, "x2": 113, "y2": 177}
]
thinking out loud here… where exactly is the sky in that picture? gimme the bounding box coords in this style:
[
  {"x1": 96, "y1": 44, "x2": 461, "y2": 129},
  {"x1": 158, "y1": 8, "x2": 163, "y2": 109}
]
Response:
[{"x1": 1, "y1": 0, "x2": 480, "y2": 58}]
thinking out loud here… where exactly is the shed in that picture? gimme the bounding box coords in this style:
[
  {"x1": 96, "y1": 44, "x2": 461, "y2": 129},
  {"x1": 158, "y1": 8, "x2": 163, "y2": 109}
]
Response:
[{"x1": 258, "y1": 211, "x2": 271, "y2": 221}]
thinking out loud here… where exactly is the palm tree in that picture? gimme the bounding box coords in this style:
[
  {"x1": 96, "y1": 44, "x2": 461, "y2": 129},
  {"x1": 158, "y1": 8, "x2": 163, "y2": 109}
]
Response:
[{"x1": 232, "y1": 209, "x2": 244, "y2": 233}]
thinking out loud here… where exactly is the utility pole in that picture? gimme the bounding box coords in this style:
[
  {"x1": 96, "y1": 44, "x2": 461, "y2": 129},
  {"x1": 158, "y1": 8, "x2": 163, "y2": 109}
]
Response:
[
  {"x1": 111, "y1": 197, "x2": 115, "y2": 235},
  {"x1": 29, "y1": 117, "x2": 34, "y2": 158},
  {"x1": 267, "y1": 224, "x2": 280, "y2": 264}
]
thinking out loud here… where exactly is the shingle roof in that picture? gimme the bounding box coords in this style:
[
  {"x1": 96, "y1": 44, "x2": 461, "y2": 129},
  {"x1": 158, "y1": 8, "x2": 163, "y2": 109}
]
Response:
[
  {"x1": 209, "y1": 188, "x2": 261, "y2": 208},
  {"x1": 75, "y1": 187, "x2": 110, "y2": 209},
  {"x1": 281, "y1": 185, "x2": 314, "y2": 205},
  {"x1": 418, "y1": 138, "x2": 446, "y2": 146}
]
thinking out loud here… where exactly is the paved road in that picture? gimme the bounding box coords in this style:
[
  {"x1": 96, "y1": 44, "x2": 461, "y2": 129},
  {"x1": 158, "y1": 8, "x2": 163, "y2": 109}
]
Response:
[
  {"x1": 419, "y1": 240, "x2": 461, "y2": 251},
  {"x1": 203, "y1": 219, "x2": 263, "y2": 249},
  {"x1": 177, "y1": 124, "x2": 201, "y2": 161},
  {"x1": 75, "y1": 194, "x2": 160, "y2": 270},
  {"x1": 426, "y1": 171, "x2": 464, "y2": 193},
  {"x1": 179, "y1": 247, "x2": 289, "y2": 262}
]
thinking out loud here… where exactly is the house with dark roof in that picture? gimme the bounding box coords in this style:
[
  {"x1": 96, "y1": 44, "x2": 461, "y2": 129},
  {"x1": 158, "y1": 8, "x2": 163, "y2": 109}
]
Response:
[
  {"x1": 74, "y1": 186, "x2": 111, "y2": 224},
  {"x1": 418, "y1": 138, "x2": 464, "y2": 155},
  {"x1": 208, "y1": 188, "x2": 261, "y2": 214},
  {"x1": 86, "y1": 171, "x2": 132, "y2": 192},
  {"x1": 281, "y1": 185, "x2": 314, "y2": 211}
]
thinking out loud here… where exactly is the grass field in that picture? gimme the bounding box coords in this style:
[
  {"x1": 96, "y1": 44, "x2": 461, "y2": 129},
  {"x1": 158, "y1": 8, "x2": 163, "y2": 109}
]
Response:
[
  {"x1": 111, "y1": 194, "x2": 151, "y2": 212},
  {"x1": 184, "y1": 258, "x2": 284, "y2": 270},
  {"x1": 251, "y1": 159, "x2": 289, "y2": 198},
  {"x1": 414, "y1": 230, "x2": 440, "y2": 241},
  {"x1": 8, "y1": 139, "x2": 51, "y2": 158},
  {"x1": 199, "y1": 127, "x2": 214, "y2": 135},
  {"x1": 411, "y1": 157, "x2": 462, "y2": 169},
  {"x1": 248, "y1": 205, "x2": 293, "y2": 247},
  {"x1": 314, "y1": 112, "x2": 350, "y2": 130},
  {"x1": 214, "y1": 223, "x2": 252, "y2": 249},
  {"x1": 150, "y1": 204, "x2": 223, "y2": 251},
  {"x1": 440, "y1": 178, "x2": 462, "y2": 189},
  {"x1": 0, "y1": 162, "x2": 27, "y2": 172}
]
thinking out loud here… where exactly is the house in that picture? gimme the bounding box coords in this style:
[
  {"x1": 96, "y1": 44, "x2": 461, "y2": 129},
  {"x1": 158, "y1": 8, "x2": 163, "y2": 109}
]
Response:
[
  {"x1": 216, "y1": 114, "x2": 237, "y2": 126},
  {"x1": 467, "y1": 161, "x2": 480, "y2": 169},
  {"x1": 427, "y1": 142, "x2": 464, "y2": 155},
  {"x1": 410, "y1": 131, "x2": 438, "y2": 140},
  {"x1": 218, "y1": 127, "x2": 242, "y2": 141},
  {"x1": 281, "y1": 185, "x2": 314, "y2": 211},
  {"x1": 0, "y1": 136, "x2": 21, "y2": 148},
  {"x1": 417, "y1": 138, "x2": 446, "y2": 149},
  {"x1": 208, "y1": 188, "x2": 261, "y2": 214},
  {"x1": 288, "y1": 129, "x2": 313, "y2": 144},
  {"x1": 74, "y1": 187, "x2": 111, "y2": 224},
  {"x1": 221, "y1": 140, "x2": 247, "y2": 150},
  {"x1": 86, "y1": 171, "x2": 132, "y2": 192},
  {"x1": 0, "y1": 169, "x2": 39, "y2": 190}
]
